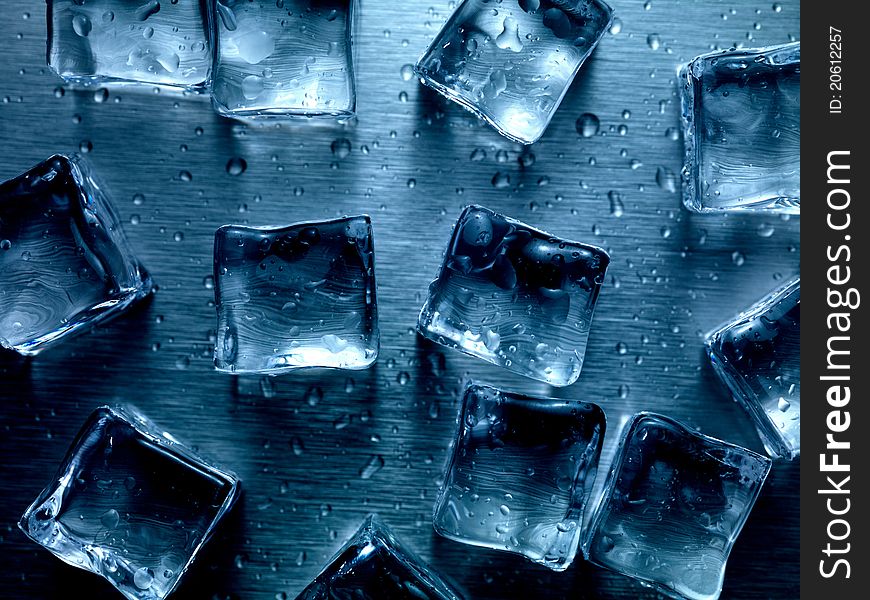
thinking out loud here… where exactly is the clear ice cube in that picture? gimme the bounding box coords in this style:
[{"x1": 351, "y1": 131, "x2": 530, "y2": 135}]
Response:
[
  {"x1": 213, "y1": 215, "x2": 378, "y2": 374},
  {"x1": 706, "y1": 276, "x2": 800, "y2": 459},
  {"x1": 48, "y1": 0, "x2": 213, "y2": 89},
  {"x1": 585, "y1": 412, "x2": 771, "y2": 600},
  {"x1": 210, "y1": 0, "x2": 357, "y2": 118},
  {"x1": 417, "y1": 205, "x2": 609, "y2": 386},
  {"x1": 433, "y1": 383, "x2": 605, "y2": 571},
  {"x1": 19, "y1": 405, "x2": 240, "y2": 600},
  {"x1": 415, "y1": 0, "x2": 614, "y2": 144},
  {"x1": 0, "y1": 155, "x2": 152, "y2": 356},
  {"x1": 678, "y1": 42, "x2": 800, "y2": 212},
  {"x1": 296, "y1": 514, "x2": 463, "y2": 599}
]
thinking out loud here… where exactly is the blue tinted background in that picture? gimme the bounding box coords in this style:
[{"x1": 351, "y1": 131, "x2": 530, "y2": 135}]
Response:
[{"x1": 0, "y1": 1, "x2": 799, "y2": 598}]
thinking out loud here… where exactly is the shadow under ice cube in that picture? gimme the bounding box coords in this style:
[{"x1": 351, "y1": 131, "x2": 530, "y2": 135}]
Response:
[
  {"x1": 678, "y1": 42, "x2": 800, "y2": 212},
  {"x1": 48, "y1": 0, "x2": 213, "y2": 89},
  {"x1": 706, "y1": 276, "x2": 800, "y2": 459},
  {"x1": 415, "y1": 0, "x2": 614, "y2": 144},
  {"x1": 433, "y1": 383, "x2": 605, "y2": 571},
  {"x1": 19, "y1": 406, "x2": 240, "y2": 600},
  {"x1": 0, "y1": 154, "x2": 152, "y2": 356},
  {"x1": 210, "y1": 0, "x2": 357, "y2": 118},
  {"x1": 213, "y1": 215, "x2": 378, "y2": 374},
  {"x1": 585, "y1": 412, "x2": 771, "y2": 600},
  {"x1": 296, "y1": 514, "x2": 463, "y2": 599},
  {"x1": 417, "y1": 205, "x2": 609, "y2": 386}
]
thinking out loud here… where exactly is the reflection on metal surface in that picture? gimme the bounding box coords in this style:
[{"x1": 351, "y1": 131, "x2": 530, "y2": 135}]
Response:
[{"x1": 0, "y1": 0, "x2": 798, "y2": 598}]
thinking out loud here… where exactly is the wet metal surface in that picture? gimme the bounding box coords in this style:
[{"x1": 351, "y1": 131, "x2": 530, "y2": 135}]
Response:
[{"x1": 0, "y1": 1, "x2": 799, "y2": 598}]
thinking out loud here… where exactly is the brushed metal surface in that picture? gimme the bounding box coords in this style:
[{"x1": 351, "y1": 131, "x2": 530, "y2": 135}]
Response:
[{"x1": 0, "y1": 1, "x2": 799, "y2": 599}]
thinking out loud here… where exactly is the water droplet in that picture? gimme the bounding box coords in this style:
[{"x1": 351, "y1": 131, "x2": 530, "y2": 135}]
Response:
[
  {"x1": 226, "y1": 157, "x2": 247, "y2": 176},
  {"x1": 495, "y1": 17, "x2": 524, "y2": 52},
  {"x1": 655, "y1": 167, "x2": 677, "y2": 193},
  {"x1": 647, "y1": 33, "x2": 661, "y2": 50},
  {"x1": 236, "y1": 30, "x2": 275, "y2": 64},
  {"x1": 134, "y1": 0, "x2": 161, "y2": 21},
  {"x1": 777, "y1": 397, "x2": 790, "y2": 412},
  {"x1": 241, "y1": 75, "x2": 264, "y2": 100},
  {"x1": 609, "y1": 17, "x2": 623, "y2": 35},
  {"x1": 608, "y1": 191, "x2": 624, "y2": 217},
  {"x1": 331, "y1": 138, "x2": 351, "y2": 159},
  {"x1": 134, "y1": 567, "x2": 154, "y2": 590},
  {"x1": 400, "y1": 64, "x2": 415, "y2": 81},
  {"x1": 491, "y1": 172, "x2": 510, "y2": 189},
  {"x1": 100, "y1": 509, "x2": 120, "y2": 529},
  {"x1": 731, "y1": 251, "x2": 745, "y2": 266},
  {"x1": 757, "y1": 223, "x2": 775, "y2": 237},
  {"x1": 359, "y1": 455, "x2": 385, "y2": 480},
  {"x1": 575, "y1": 113, "x2": 600, "y2": 137},
  {"x1": 305, "y1": 386, "x2": 322, "y2": 406},
  {"x1": 291, "y1": 437, "x2": 304, "y2": 456},
  {"x1": 72, "y1": 14, "x2": 92, "y2": 37}
]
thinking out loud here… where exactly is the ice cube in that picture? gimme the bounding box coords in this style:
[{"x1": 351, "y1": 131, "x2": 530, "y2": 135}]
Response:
[
  {"x1": 678, "y1": 42, "x2": 800, "y2": 212},
  {"x1": 415, "y1": 0, "x2": 614, "y2": 144},
  {"x1": 0, "y1": 155, "x2": 152, "y2": 356},
  {"x1": 47, "y1": 0, "x2": 212, "y2": 89},
  {"x1": 19, "y1": 405, "x2": 240, "y2": 600},
  {"x1": 433, "y1": 383, "x2": 605, "y2": 571},
  {"x1": 213, "y1": 215, "x2": 378, "y2": 374},
  {"x1": 417, "y1": 205, "x2": 609, "y2": 386},
  {"x1": 210, "y1": 0, "x2": 357, "y2": 118},
  {"x1": 706, "y1": 276, "x2": 800, "y2": 459},
  {"x1": 296, "y1": 514, "x2": 463, "y2": 599},
  {"x1": 585, "y1": 412, "x2": 771, "y2": 600}
]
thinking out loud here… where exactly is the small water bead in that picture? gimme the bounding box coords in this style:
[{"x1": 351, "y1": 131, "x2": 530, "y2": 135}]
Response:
[
  {"x1": 608, "y1": 191, "x2": 625, "y2": 217},
  {"x1": 331, "y1": 138, "x2": 351, "y2": 159},
  {"x1": 609, "y1": 18, "x2": 623, "y2": 35},
  {"x1": 305, "y1": 386, "x2": 323, "y2": 406},
  {"x1": 72, "y1": 14, "x2": 92, "y2": 37},
  {"x1": 133, "y1": 567, "x2": 154, "y2": 590},
  {"x1": 359, "y1": 455, "x2": 385, "y2": 480},
  {"x1": 647, "y1": 34, "x2": 661, "y2": 50},
  {"x1": 576, "y1": 113, "x2": 600, "y2": 137},
  {"x1": 226, "y1": 157, "x2": 247, "y2": 176},
  {"x1": 491, "y1": 172, "x2": 510, "y2": 189},
  {"x1": 757, "y1": 223, "x2": 775, "y2": 237},
  {"x1": 655, "y1": 167, "x2": 678, "y2": 193},
  {"x1": 400, "y1": 64, "x2": 415, "y2": 81},
  {"x1": 731, "y1": 251, "x2": 745, "y2": 266}
]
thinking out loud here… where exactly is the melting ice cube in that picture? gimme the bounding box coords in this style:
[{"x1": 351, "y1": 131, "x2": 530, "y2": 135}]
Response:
[
  {"x1": 213, "y1": 215, "x2": 378, "y2": 374},
  {"x1": 417, "y1": 205, "x2": 609, "y2": 386},
  {"x1": 19, "y1": 405, "x2": 240, "y2": 600},
  {"x1": 0, "y1": 154, "x2": 151, "y2": 356},
  {"x1": 433, "y1": 383, "x2": 605, "y2": 571}
]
